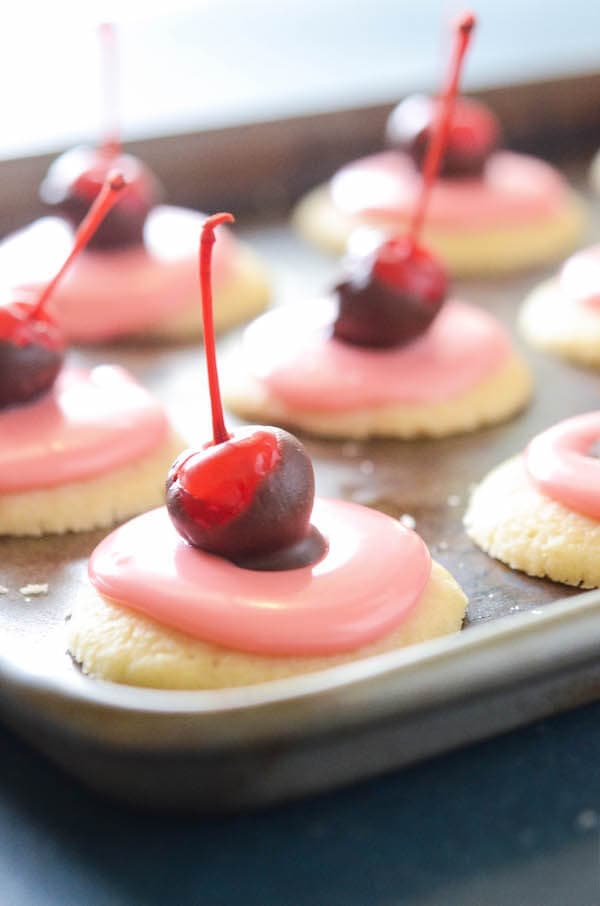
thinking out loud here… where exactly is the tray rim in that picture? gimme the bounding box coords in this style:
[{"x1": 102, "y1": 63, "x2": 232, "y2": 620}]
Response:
[
  {"x1": 3, "y1": 586, "x2": 600, "y2": 752},
  {"x1": 2, "y1": 68, "x2": 600, "y2": 237}
]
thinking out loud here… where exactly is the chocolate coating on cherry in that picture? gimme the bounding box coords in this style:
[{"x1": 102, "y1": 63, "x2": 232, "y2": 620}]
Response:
[
  {"x1": 40, "y1": 146, "x2": 162, "y2": 249},
  {"x1": 167, "y1": 426, "x2": 326, "y2": 569},
  {"x1": 386, "y1": 94, "x2": 501, "y2": 178},
  {"x1": 334, "y1": 13, "x2": 475, "y2": 349},
  {"x1": 166, "y1": 211, "x2": 327, "y2": 571},
  {"x1": 333, "y1": 236, "x2": 447, "y2": 348},
  {"x1": 0, "y1": 172, "x2": 126, "y2": 410},
  {"x1": 0, "y1": 297, "x2": 64, "y2": 409}
]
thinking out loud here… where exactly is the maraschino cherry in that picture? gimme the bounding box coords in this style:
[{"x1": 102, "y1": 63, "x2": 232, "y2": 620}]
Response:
[
  {"x1": 386, "y1": 95, "x2": 501, "y2": 178},
  {"x1": 386, "y1": 13, "x2": 500, "y2": 177},
  {"x1": 0, "y1": 172, "x2": 126, "y2": 409},
  {"x1": 333, "y1": 13, "x2": 475, "y2": 348},
  {"x1": 39, "y1": 23, "x2": 161, "y2": 250},
  {"x1": 166, "y1": 213, "x2": 327, "y2": 571}
]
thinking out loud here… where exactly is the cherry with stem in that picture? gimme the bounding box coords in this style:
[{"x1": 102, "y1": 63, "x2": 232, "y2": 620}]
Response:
[
  {"x1": 39, "y1": 23, "x2": 161, "y2": 249},
  {"x1": 0, "y1": 172, "x2": 127, "y2": 409},
  {"x1": 408, "y1": 13, "x2": 475, "y2": 244},
  {"x1": 386, "y1": 14, "x2": 498, "y2": 177},
  {"x1": 166, "y1": 214, "x2": 326, "y2": 570},
  {"x1": 334, "y1": 13, "x2": 476, "y2": 348}
]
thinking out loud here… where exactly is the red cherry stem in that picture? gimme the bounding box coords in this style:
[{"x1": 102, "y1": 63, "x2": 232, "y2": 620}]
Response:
[
  {"x1": 200, "y1": 212, "x2": 235, "y2": 446},
  {"x1": 408, "y1": 12, "x2": 476, "y2": 245},
  {"x1": 99, "y1": 22, "x2": 120, "y2": 157},
  {"x1": 31, "y1": 172, "x2": 127, "y2": 320}
]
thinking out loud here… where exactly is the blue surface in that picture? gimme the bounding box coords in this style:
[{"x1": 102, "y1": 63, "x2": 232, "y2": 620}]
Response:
[{"x1": 1, "y1": 704, "x2": 600, "y2": 906}]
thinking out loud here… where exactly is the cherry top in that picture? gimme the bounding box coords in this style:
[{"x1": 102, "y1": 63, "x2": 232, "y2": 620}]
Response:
[
  {"x1": 386, "y1": 14, "x2": 499, "y2": 178},
  {"x1": 39, "y1": 23, "x2": 162, "y2": 250},
  {"x1": 166, "y1": 213, "x2": 325, "y2": 569},
  {"x1": 386, "y1": 94, "x2": 501, "y2": 178},
  {"x1": 0, "y1": 173, "x2": 126, "y2": 410},
  {"x1": 333, "y1": 13, "x2": 475, "y2": 349}
]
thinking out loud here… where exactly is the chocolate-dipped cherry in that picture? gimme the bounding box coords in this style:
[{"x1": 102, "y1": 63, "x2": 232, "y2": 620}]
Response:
[
  {"x1": 0, "y1": 172, "x2": 126, "y2": 409},
  {"x1": 0, "y1": 296, "x2": 64, "y2": 410},
  {"x1": 385, "y1": 14, "x2": 499, "y2": 178},
  {"x1": 386, "y1": 94, "x2": 501, "y2": 178},
  {"x1": 166, "y1": 213, "x2": 327, "y2": 571},
  {"x1": 333, "y1": 236, "x2": 447, "y2": 348},
  {"x1": 41, "y1": 146, "x2": 159, "y2": 250},
  {"x1": 333, "y1": 13, "x2": 474, "y2": 349},
  {"x1": 39, "y1": 24, "x2": 162, "y2": 250}
]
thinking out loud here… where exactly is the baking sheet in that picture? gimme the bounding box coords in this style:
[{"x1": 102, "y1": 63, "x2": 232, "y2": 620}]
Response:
[{"x1": 1, "y1": 207, "x2": 599, "y2": 811}]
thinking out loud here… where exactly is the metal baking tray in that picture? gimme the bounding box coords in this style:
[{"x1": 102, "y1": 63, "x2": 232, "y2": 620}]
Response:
[{"x1": 1, "y1": 208, "x2": 600, "y2": 813}]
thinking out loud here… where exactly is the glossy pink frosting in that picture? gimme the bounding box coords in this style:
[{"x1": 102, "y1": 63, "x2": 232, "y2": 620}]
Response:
[
  {"x1": 89, "y1": 500, "x2": 432, "y2": 656},
  {"x1": 525, "y1": 412, "x2": 600, "y2": 520},
  {"x1": 331, "y1": 150, "x2": 570, "y2": 228},
  {"x1": 558, "y1": 244, "x2": 600, "y2": 310},
  {"x1": 0, "y1": 366, "x2": 170, "y2": 492},
  {"x1": 242, "y1": 299, "x2": 511, "y2": 411},
  {"x1": 0, "y1": 207, "x2": 235, "y2": 341}
]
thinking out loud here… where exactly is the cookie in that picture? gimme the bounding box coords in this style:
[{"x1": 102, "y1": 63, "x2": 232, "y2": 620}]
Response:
[
  {"x1": 465, "y1": 455, "x2": 600, "y2": 589},
  {"x1": 294, "y1": 181, "x2": 585, "y2": 277},
  {"x1": 0, "y1": 432, "x2": 182, "y2": 537},
  {"x1": 519, "y1": 239, "x2": 600, "y2": 366},
  {"x1": 137, "y1": 243, "x2": 270, "y2": 342},
  {"x1": 0, "y1": 365, "x2": 184, "y2": 537},
  {"x1": 68, "y1": 559, "x2": 466, "y2": 689},
  {"x1": 226, "y1": 350, "x2": 531, "y2": 440}
]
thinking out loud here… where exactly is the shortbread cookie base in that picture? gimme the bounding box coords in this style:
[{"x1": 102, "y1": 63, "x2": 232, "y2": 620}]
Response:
[
  {"x1": 292, "y1": 184, "x2": 585, "y2": 277},
  {"x1": 519, "y1": 278, "x2": 600, "y2": 366},
  {"x1": 132, "y1": 244, "x2": 270, "y2": 342},
  {"x1": 0, "y1": 433, "x2": 184, "y2": 537},
  {"x1": 465, "y1": 455, "x2": 600, "y2": 588},
  {"x1": 68, "y1": 560, "x2": 467, "y2": 690},
  {"x1": 225, "y1": 353, "x2": 532, "y2": 440}
]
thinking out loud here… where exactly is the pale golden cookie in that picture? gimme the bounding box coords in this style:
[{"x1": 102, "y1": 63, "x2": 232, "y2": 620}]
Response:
[
  {"x1": 293, "y1": 184, "x2": 585, "y2": 277},
  {"x1": 519, "y1": 278, "x2": 600, "y2": 366},
  {"x1": 68, "y1": 560, "x2": 467, "y2": 690},
  {"x1": 0, "y1": 432, "x2": 183, "y2": 537},
  {"x1": 133, "y1": 244, "x2": 270, "y2": 342},
  {"x1": 225, "y1": 352, "x2": 532, "y2": 440},
  {"x1": 464, "y1": 455, "x2": 600, "y2": 588}
]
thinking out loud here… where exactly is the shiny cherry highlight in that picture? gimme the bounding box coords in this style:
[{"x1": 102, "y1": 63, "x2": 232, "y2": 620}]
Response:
[
  {"x1": 39, "y1": 24, "x2": 162, "y2": 249},
  {"x1": 40, "y1": 146, "x2": 160, "y2": 249},
  {"x1": 165, "y1": 213, "x2": 326, "y2": 570},
  {"x1": 167, "y1": 427, "x2": 322, "y2": 568},
  {"x1": 0, "y1": 296, "x2": 64, "y2": 409},
  {"x1": 334, "y1": 12, "x2": 475, "y2": 349},
  {"x1": 386, "y1": 94, "x2": 501, "y2": 178},
  {"x1": 334, "y1": 237, "x2": 447, "y2": 347},
  {"x1": 0, "y1": 172, "x2": 126, "y2": 409}
]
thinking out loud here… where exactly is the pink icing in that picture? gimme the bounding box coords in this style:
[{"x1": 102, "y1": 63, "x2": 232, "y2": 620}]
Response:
[
  {"x1": 331, "y1": 150, "x2": 569, "y2": 228},
  {"x1": 0, "y1": 207, "x2": 235, "y2": 341},
  {"x1": 88, "y1": 500, "x2": 432, "y2": 656},
  {"x1": 242, "y1": 299, "x2": 511, "y2": 411},
  {"x1": 0, "y1": 366, "x2": 170, "y2": 492},
  {"x1": 559, "y1": 244, "x2": 600, "y2": 310},
  {"x1": 525, "y1": 412, "x2": 600, "y2": 520}
]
